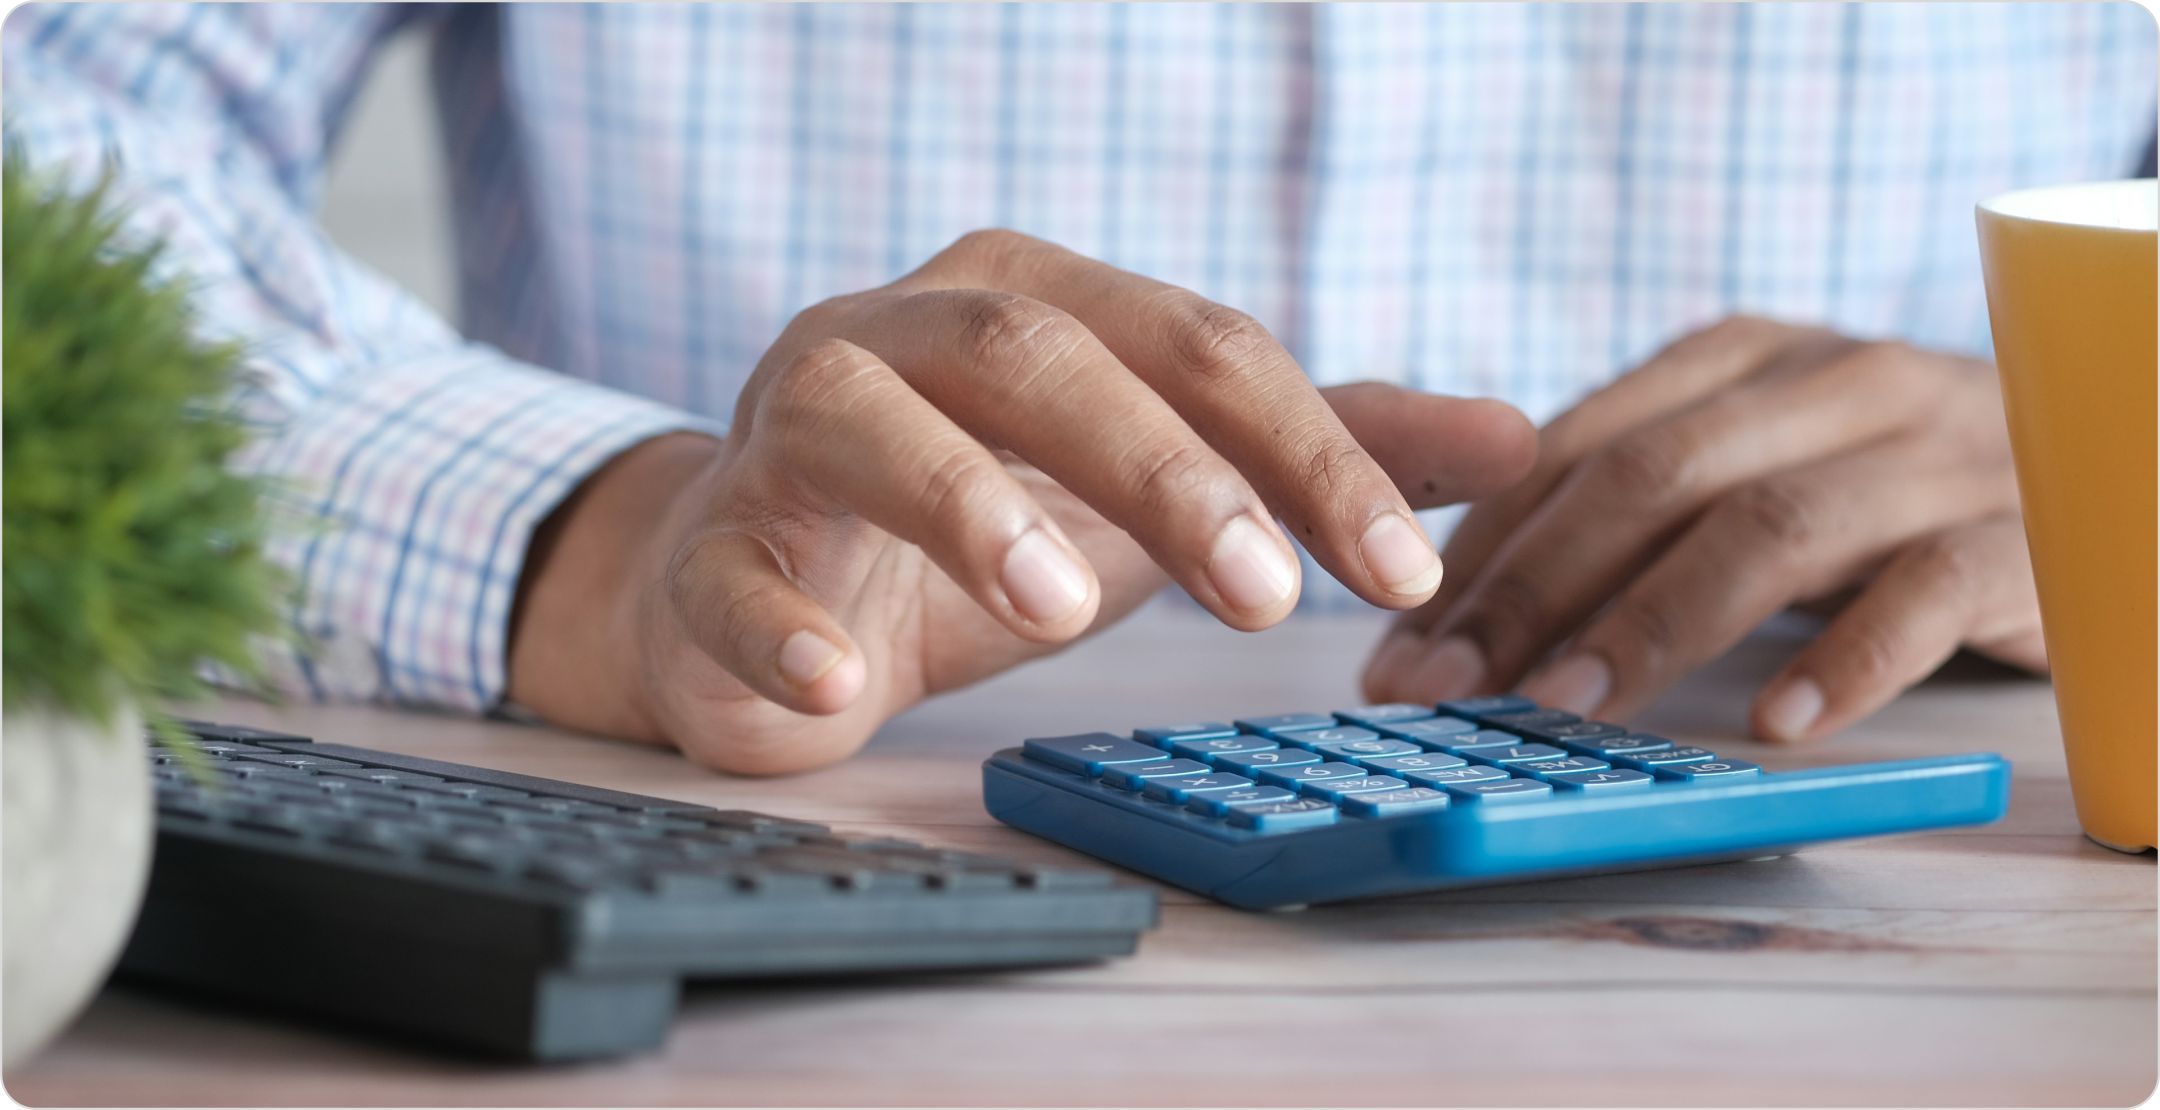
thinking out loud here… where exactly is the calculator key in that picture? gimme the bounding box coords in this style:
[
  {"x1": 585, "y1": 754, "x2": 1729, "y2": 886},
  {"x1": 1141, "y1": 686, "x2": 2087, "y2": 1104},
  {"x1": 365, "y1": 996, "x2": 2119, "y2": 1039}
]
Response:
[
  {"x1": 1401, "y1": 764, "x2": 1510, "y2": 788},
  {"x1": 1427, "y1": 728, "x2": 1527, "y2": 754},
  {"x1": 1435, "y1": 695, "x2": 1538, "y2": 721},
  {"x1": 1211, "y1": 748, "x2": 1323, "y2": 775},
  {"x1": 1185, "y1": 785, "x2": 1300, "y2": 816},
  {"x1": 1548, "y1": 768, "x2": 1656, "y2": 791},
  {"x1": 1561, "y1": 732, "x2": 1676, "y2": 758},
  {"x1": 1513, "y1": 757, "x2": 1611, "y2": 781},
  {"x1": 1506, "y1": 719, "x2": 1627, "y2": 746},
  {"x1": 1272, "y1": 726, "x2": 1383, "y2": 750},
  {"x1": 1378, "y1": 716, "x2": 1480, "y2": 745},
  {"x1": 1331, "y1": 704, "x2": 1438, "y2": 730},
  {"x1": 1171, "y1": 734, "x2": 1280, "y2": 760},
  {"x1": 1142, "y1": 773, "x2": 1259, "y2": 803},
  {"x1": 1355, "y1": 751, "x2": 1467, "y2": 775},
  {"x1": 1226, "y1": 798, "x2": 1339, "y2": 832},
  {"x1": 1464, "y1": 743, "x2": 1569, "y2": 764},
  {"x1": 1133, "y1": 722, "x2": 1238, "y2": 748},
  {"x1": 1339, "y1": 787, "x2": 1453, "y2": 818},
  {"x1": 1301, "y1": 775, "x2": 1412, "y2": 802},
  {"x1": 1483, "y1": 708, "x2": 1581, "y2": 732},
  {"x1": 1309, "y1": 738, "x2": 1423, "y2": 761},
  {"x1": 1234, "y1": 712, "x2": 1338, "y2": 736},
  {"x1": 1439, "y1": 778, "x2": 1554, "y2": 803},
  {"x1": 1253, "y1": 762, "x2": 1370, "y2": 789},
  {"x1": 1099, "y1": 759, "x2": 1215, "y2": 790},
  {"x1": 1615, "y1": 746, "x2": 1719, "y2": 770},
  {"x1": 1655, "y1": 759, "x2": 1762, "y2": 781},
  {"x1": 1023, "y1": 734, "x2": 1171, "y2": 776}
]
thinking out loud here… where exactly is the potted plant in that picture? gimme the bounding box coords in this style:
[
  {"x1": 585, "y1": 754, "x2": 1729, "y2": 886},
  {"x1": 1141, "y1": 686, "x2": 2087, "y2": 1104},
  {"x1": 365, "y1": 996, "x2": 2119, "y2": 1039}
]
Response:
[{"x1": 2, "y1": 153, "x2": 286, "y2": 1064}]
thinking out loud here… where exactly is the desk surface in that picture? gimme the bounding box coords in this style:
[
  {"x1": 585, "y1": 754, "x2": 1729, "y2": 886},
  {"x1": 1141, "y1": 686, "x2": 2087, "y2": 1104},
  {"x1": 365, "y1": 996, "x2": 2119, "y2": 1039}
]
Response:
[{"x1": 9, "y1": 609, "x2": 2154, "y2": 1107}]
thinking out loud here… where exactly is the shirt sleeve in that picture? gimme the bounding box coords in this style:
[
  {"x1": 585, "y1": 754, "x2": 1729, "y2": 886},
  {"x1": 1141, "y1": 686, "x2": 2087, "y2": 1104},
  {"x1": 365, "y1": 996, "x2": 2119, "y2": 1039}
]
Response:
[{"x1": 3, "y1": 3, "x2": 721, "y2": 712}]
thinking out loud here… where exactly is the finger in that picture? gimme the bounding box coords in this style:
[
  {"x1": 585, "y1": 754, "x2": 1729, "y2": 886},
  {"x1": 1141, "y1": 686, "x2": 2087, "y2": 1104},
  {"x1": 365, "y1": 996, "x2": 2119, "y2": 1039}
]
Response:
[
  {"x1": 665, "y1": 528, "x2": 869, "y2": 717},
  {"x1": 1320, "y1": 382, "x2": 1538, "y2": 508},
  {"x1": 1752, "y1": 516, "x2": 2036, "y2": 743},
  {"x1": 1509, "y1": 447, "x2": 2015, "y2": 720},
  {"x1": 1415, "y1": 341, "x2": 1953, "y2": 698},
  {"x1": 845, "y1": 288, "x2": 1302, "y2": 629},
  {"x1": 751, "y1": 338, "x2": 1099, "y2": 641},
  {"x1": 920, "y1": 230, "x2": 1445, "y2": 607}
]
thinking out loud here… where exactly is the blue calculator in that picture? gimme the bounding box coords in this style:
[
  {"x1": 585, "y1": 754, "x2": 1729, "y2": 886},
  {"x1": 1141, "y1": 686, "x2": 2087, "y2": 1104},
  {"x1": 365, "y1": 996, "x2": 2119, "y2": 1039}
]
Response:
[{"x1": 982, "y1": 695, "x2": 2010, "y2": 909}]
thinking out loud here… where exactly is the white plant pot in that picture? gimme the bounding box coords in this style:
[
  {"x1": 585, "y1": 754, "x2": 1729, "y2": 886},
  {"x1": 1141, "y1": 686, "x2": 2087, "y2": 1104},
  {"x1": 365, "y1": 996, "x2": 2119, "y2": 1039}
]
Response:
[{"x1": 2, "y1": 704, "x2": 151, "y2": 1067}]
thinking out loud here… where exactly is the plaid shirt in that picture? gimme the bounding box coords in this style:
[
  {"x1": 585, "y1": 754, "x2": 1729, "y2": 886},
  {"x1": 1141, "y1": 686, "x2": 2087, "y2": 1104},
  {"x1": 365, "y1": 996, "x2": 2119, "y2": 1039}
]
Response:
[{"x1": 6, "y1": 3, "x2": 2153, "y2": 713}]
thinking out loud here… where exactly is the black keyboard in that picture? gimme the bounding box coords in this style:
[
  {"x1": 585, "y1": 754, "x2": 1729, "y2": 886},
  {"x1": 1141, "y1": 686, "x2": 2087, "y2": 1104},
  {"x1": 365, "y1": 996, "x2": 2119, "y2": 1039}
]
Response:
[{"x1": 127, "y1": 721, "x2": 1157, "y2": 1060}]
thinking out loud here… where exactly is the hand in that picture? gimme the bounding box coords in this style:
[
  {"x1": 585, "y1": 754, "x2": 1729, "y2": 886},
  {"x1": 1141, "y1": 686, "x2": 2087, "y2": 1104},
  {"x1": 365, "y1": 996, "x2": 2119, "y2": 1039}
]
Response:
[
  {"x1": 1363, "y1": 315, "x2": 2046, "y2": 743},
  {"x1": 509, "y1": 230, "x2": 1536, "y2": 773}
]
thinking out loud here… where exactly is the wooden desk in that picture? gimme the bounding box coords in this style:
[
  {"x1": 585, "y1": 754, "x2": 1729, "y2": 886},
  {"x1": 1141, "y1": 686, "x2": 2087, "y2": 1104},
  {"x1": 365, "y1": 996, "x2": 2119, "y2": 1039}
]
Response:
[{"x1": 9, "y1": 609, "x2": 2154, "y2": 1106}]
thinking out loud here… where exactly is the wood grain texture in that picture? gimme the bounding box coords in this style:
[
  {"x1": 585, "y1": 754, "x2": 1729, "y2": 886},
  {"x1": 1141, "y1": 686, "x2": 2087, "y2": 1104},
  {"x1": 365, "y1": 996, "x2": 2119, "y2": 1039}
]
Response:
[{"x1": 8, "y1": 606, "x2": 2153, "y2": 1107}]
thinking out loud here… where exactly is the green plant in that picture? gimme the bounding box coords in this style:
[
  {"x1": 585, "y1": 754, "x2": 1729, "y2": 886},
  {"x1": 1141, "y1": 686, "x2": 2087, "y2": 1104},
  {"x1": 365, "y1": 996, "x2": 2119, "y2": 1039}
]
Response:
[{"x1": 3, "y1": 151, "x2": 286, "y2": 728}]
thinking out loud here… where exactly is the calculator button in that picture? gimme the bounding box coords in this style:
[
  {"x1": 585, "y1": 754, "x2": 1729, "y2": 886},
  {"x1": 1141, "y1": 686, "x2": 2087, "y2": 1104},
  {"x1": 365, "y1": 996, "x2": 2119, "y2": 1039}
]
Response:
[
  {"x1": 1435, "y1": 695, "x2": 1538, "y2": 721},
  {"x1": 1655, "y1": 759, "x2": 1762, "y2": 781},
  {"x1": 1562, "y1": 732, "x2": 1675, "y2": 758},
  {"x1": 1099, "y1": 759, "x2": 1215, "y2": 790},
  {"x1": 1465, "y1": 743, "x2": 1569, "y2": 764},
  {"x1": 1185, "y1": 785, "x2": 1300, "y2": 816},
  {"x1": 1023, "y1": 734, "x2": 1172, "y2": 776},
  {"x1": 1439, "y1": 778, "x2": 1554, "y2": 803},
  {"x1": 1331, "y1": 704, "x2": 1438, "y2": 730},
  {"x1": 1142, "y1": 773, "x2": 1260, "y2": 803},
  {"x1": 1513, "y1": 756, "x2": 1610, "y2": 781},
  {"x1": 1428, "y1": 729, "x2": 1526, "y2": 754},
  {"x1": 1340, "y1": 787, "x2": 1453, "y2": 818},
  {"x1": 1548, "y1": 768, "x2": 1656, "y2": 791},
  {"x1": 1171, "y1": 734, "x2": 1280, "y2": 760},
  {"x1": 1378, "y1": 716, "x2": 1480, "y2": 746},
  {"x1": 1212, "y1": 748, "x2": 1324, "y2": 775},
  {"x1": 1133, "y1": 722, "x2": 1239, "y2": 747},
  {"x1": 1508, "y1": 720, "x2": 1627, "y2": 745},
  {"x1": 1308, "y1": 737, "x2": 1423, "y2": 761},
  {"x1": 1301, "y1": 775, "x2": 1412, "y2": 802},
  {"x1": 1355, "y1": 751, "x2": 1467, "y2": 775},
  {"x1": 1226, "y1": 798, "x2": 1339, "y2": 832},
  {"x1": 1401, "y1": 764, "x2": 1510, "y2": 788},
  {"x1": 1615, "y1": 746, "x2": 1719, "y2": 769},
  {"x1": 1273, "y1": 726, "x2": 1382, "y2": 750},
  {"x1": 1234, "y1": 712, "x2": 1339, "y2": 736},
  {"x1": 1253, "y1": 761, "x2": 1370, "y2": 788},
  {"x1": 1483, "y1": 708, "x2": 1581, "y2": 733}
]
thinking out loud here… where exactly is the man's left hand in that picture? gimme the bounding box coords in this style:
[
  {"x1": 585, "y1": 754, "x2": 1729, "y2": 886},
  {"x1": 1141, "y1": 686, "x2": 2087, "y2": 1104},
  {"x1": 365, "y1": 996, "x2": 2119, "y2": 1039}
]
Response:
[{"x1": 1363, "y1": 316, "x2": 2046, "y2": 743}]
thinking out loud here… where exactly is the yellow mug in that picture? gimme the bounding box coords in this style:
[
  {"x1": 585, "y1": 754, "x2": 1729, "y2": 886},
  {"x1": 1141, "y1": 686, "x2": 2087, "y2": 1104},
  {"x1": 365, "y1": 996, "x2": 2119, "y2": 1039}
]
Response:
[{"x1": 1976, "y1": 179, "x2": 2157, "y2": 853}]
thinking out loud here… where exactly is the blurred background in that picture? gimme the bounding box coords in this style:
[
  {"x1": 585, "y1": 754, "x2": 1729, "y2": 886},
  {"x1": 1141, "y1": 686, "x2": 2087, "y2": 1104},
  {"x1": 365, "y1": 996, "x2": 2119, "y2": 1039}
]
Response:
[{"x1": 320, "y1": 36, "x2": 452, "y2": 316}]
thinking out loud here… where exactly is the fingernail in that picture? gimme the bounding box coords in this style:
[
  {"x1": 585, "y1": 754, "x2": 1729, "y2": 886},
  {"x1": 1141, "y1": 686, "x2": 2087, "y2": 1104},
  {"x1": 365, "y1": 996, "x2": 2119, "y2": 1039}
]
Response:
[
  {"x1": 1411, "y1": 635, "x2": 1486, "y2": 700},
  {"x1": 1758, "y1": 677, "x2": 1824, "y2": 742},
  {"x1": 777, "y1": 629, "x2": 846, "y2": 689},
  {"x1": 1360, "y1": 514, "x2": 1442, "y2": 598},
  {"x1": 1000, "y1": 528, "x2": 1090, "y2": 624},
  {"x1": 1520, "y1": 653, "x2": 1613, "y2": 716},
  {"x1": 1207, "y1": 515, "x2": 1298, "y2": 614}
]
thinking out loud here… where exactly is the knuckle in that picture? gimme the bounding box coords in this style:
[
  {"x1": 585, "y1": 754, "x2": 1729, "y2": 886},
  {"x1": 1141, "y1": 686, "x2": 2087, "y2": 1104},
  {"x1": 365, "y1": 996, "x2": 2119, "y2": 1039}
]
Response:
[
  {"x1": 1460, "y1": 571, "x2": 1550, "y2": 646},
  {"x1": 1586, "y1": 430, "x2": 1696, "y2": 503},
  {"x1": 944, "y1": 228, "x2": 1040, "y2": 275},
  {"x1": 1162, "y1": 300, "x2": 1276, "y2": 383},
  {"x1": 1607, "y1": 595, "x2": 1687, "y2": 666},
  {"x1": 1722, "y1": 480, "x2": 1822, "y2": 549},
  {"x1": 1836, "y1": 619, "x2": 1907, "y2": 689},
  {"x1": 1908, "y1": 532, "x2": 1985, "y2": 599},
  {"x1": 1298, "y1": 432, "x2": 1372, "y2": 499},
  {"x1": 956, "y1": 293, "x2": 1073, "y2": 373},
  {"x1": 910, "y1": 444, "x2": 1003, "y2": 532},
  {"x1": 1125, "y1": 440, "x2": 1221, "y2": 517}
]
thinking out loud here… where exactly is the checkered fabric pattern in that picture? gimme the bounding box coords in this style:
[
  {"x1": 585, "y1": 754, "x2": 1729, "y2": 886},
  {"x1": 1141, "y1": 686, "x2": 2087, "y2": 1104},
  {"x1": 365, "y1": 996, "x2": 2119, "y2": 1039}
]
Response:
[{"x1": 6, "y1": 3, "x2": 2153, "y2": 713}]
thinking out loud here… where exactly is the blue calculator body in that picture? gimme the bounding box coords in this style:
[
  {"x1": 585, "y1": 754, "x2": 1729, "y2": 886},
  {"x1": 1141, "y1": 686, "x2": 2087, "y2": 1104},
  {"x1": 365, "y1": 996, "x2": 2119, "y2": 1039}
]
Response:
[{"x1": 982, "y1": 696, "x2": 2009, "y2": 909}]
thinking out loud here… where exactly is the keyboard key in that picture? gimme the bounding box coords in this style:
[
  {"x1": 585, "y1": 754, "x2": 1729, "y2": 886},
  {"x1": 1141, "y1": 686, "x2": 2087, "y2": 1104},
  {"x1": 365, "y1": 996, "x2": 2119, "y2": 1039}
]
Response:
[
  {"x1": 1358, "y1": 751, "x2": 1467, "y2": 775},
  {"x1": 1560, "y1": 732, "x2": 1675, "y2": 758},
  {"x1": 232, "y1": 753, "x2": 364, "y2": 771},
  {"x1": 1308, "y1": 738, "x2": 1423, "y2": 761},
  {"x1": 1225, "y1": 798, "x2": 1339, "y2": 832},
  {"x1": 1615, "y1": 746, "x2": 1719, "y2": 770},
  {"x1": 1185, "y1": 785, "x2": 1300, "y2": 816},
  {"x1": 1024, "y1": 734, "x2": 1171, "y2": 776},
  {"x1": 1171, "y1": 734, "x2": 1280, "y2": 760},
  {"x1": 1234, "y1": 712, "x2": 1337, "y2": 736},
  {"x1": 1483, "y1": 708, "x2": 1581, "y2": 732},
  {"x1": 1439, "y1": 778, "x2": 1554, "y2": 803},
  {"x1": 1331, "y1": 704, "x2": 1438, "y2": 730},
  {"x1": 1272, "y1": 726, "x2": 1383, "y2": 750},
  {"x1": 1211, "y1": 748, "x2": 1323, "y2": 775},
  {"x1": 1513, "y1": 757, "x2": 1611, "y2": 781},
  {"x1": 1427, "y1": 728, "x2": 1528, "y2": 754},
  {"x1": 1655, "y1": 759, "x2": 1762, "y2": 781},
  {"x1": 1133, "y1": 722, "x2": 1238, "y2": 748},
  {"x1": 1253, "y1": 762, "x2": 1370, "y2": 789},
  {"x1": 1339, "y1": 787, "x2": 1453, "y2": 818},
  {"x1": 1548, "y1": 768, "x2": 1656, "y2": 791},
  {"x1": 1142, "y1": 773, "x2": 1259, "y2": 803},
  {"x1": 1378, "y1": 716, "x2": 1480, "y2": 745},
  {"x1": 1464, "y1": 743, "x2": 1569, "y2": 764},
  {"x1": 1506, "y1": 719, "x2": 1627, "y2": 746},
  {"x1": 1402, "y1": 764, "x2": 1511, "y2": 788},
  {"x1": 322, "y1": 768, "x2": 447, "y2": 786},
  {"x1": 1100, "y1": 758, "x2": 1214, "y2": 790},
  {"x1": 1435, "y1": 695, "x2": 1538, "y2": 721},
  {"x1": 1301, "y1": 775, "x2": 1412, "y2": 802}
]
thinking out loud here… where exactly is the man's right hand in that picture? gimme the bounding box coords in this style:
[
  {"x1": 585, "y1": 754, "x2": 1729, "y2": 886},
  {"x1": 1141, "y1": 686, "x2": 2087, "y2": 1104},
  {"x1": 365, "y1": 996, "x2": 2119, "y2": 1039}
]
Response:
[{"x1": 507, "y1": 230, "x2": 1537, "y2": 774}]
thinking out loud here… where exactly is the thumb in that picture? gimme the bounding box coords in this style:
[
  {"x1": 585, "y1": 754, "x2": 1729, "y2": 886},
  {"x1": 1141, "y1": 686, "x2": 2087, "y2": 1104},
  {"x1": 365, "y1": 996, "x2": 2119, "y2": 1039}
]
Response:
[{"x1": 1322, "y1": 381, "x2": 1538, "y2": 509}]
